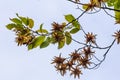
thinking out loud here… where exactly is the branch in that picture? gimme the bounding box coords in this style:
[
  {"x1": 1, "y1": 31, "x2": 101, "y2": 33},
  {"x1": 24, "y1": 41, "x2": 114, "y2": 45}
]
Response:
[
  {"x1": 88, "y1": 39, "x2": 116, "y2": 69},
  {"x1": 68, "y1": 0, "x2": 120, "y2": 12},
  {"x1": 101, "y1": 6, "x2": 120, "y2": 12}
]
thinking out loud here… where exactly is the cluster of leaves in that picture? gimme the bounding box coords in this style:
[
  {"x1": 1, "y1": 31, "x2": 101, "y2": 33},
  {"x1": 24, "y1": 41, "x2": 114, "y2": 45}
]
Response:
[
  {"x1": 6, "y1": 13, "x2": 35, "y2": 46},
  {"x1": 6, "y1": 14, "x2": 80, "y2": 50},
  {"x1": 51, "y1": 14, "x2": 80, "y2": 49}
]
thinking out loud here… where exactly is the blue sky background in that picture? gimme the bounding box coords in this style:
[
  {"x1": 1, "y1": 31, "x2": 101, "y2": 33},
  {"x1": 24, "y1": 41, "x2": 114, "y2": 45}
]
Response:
[{"x1": 0, "y1": 0, "x2": 120, "y2": 80}]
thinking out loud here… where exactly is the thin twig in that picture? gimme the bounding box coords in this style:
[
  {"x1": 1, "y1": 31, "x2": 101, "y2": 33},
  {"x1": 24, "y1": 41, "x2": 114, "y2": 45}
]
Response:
[{"x1": 88, "y1": 39, "x2": 116, "y2": 69}]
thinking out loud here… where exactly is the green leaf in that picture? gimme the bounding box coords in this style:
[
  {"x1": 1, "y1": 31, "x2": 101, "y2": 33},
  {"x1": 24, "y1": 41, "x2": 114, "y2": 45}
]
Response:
[
  {"x1": 6, "y1": 23, "x2": 23, "y2": 31},
  {"x1": 115, "y1": 11, "x2": 120, "y2": 21},
  {"x1": 21, "y1": 17, "x2": 29, "y2": 26},
  {"x1": 40, "y1": 37, "x2": 51, "y2": 48},
  {"x1": 51, "y1": 37, "x2": 57, "y2": 44},
  {"x1": 28, "y1": 18, "x2": 34, "y2": 28},
  {"x1": 40, "y1": 41, "x2": 49, "y2": 48},
  {"x1": 15, "y1": 24, "x2": 24, "y2": 31},
  {"x1": 16, "y1": 14, "x2": 29, "y2": 26},
  {"x1": 10, "y1": 18, "x2": 22, "y2": 24},
  {"x1": 114, "y1": 0, "x2": 120, "y2": 9},
  {"x1": 6, "y1": 23, "x2": 16, "y2": 30},
  {"x1": 58, "y1": 40, "x2": 65, "y2": 49},
  {"x1": 32, "y1": 36, "x2": 45, "y2": 48},
  {"x1": 40, "y1": 24, "x2": 43, "y2": 30},
  {"x1": 70, "y1": 28, "x2": 80, "y2": 34},
  {"x1": 65, "y1": 31, "x2": 72, "y2": 45},
  {"x1": 114, "y1": 0, "x2": 120, "y2": 21},
  {"x1": 65, "y1": 14, "x2": 80, "y2": 29},
  {"x1": 37, "y1": 24, "x2": 48, "y2": 33},
  {"x1": 107, "y1": 0, "x2": 115, "y2": 6},
  {"x1": 72, "y1": 21, "x2": 80, "y2": 29},
  {"x1": 28, "y1": 43, "x2": 33, "y2": 50},
  {"x1": 65, "y1": 14, "x2": 75, "y2": 22},
  {"x1": 37, "y1": 29, "x2": 48, "y2": 34}
]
